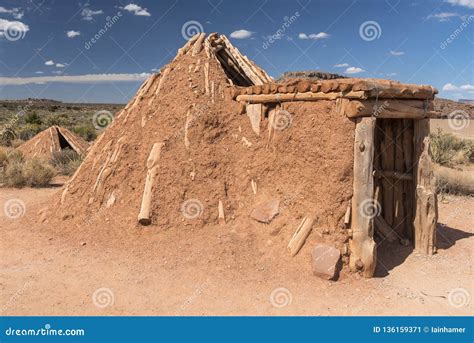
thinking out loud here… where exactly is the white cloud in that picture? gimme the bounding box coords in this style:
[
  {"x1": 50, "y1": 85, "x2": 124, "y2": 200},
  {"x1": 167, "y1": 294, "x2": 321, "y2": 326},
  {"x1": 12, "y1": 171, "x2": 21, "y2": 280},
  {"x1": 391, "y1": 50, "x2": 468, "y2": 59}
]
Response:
[
  {"x1": 442, "y1": 83, "x2": 458, "y2": 91},
  {"x1": 334, "y1": 63, "x2": 349, "y2": 67},
  {"x1": 0, "y1": 19, "x2": 29, "y2": 37},
  {"x1": 35, "y1": 71, "x2": 44, "y2": 74},
  {"x1": 0, "y1": 6, "x2": 24, "y2": 19},
  {"x1": 446, "y1": 0, "x2": 474, "y2": 9},
  {"x1": 386, "y1": 72, "x2": 397, "y2": 76},
  {"x1": 460, "y1": 84, "x2": 474, "y2": 90},
  {"x1": 66, "y1": 30, "x2": 80, "y2": 38},
  {"x1": 230, "y1": 29, "x2": 254, "y2": 39},
  {"x1": 81, "y1": 7, "x2": 103, "y2": 21},
  {"x1": 298, "y1": 32, "x2": 330, "y2": 40},
  {"x1": 56, "y1": 63, "x2": 66, "y2": 68},
  {"x1": 390, "y1": 50, "x2": 405, "y2": 56},
  {"x1": 0, "y1": 73, "x2": 151, "y2": 85},
  {"x1": 122, "y1": 4, "x2": 151, "y2": 16},
  {"x1": 45, "y1": 60, "x2": 54, "y2": 66},
  {"x1": 345, "y1": 67, "x2": 365, "y2": 74},
  {"x1": 427, "y1": 12, "x2": 462, "y2": 21}
]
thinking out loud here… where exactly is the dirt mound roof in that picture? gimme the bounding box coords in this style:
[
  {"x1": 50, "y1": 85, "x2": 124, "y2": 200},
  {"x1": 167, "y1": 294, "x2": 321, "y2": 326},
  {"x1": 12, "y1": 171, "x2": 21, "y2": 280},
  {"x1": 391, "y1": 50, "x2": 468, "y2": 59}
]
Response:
[
  {"x1": 17, "y1": 126, "x2": 89, "y2": 159},
  {"x1": 46, "y1": 33, "x2": 352, "y2": 258}
]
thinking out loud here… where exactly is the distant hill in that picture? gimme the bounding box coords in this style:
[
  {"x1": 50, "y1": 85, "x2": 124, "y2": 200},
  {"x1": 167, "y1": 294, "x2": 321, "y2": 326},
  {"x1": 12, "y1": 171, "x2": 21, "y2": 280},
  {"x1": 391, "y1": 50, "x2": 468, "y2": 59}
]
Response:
[{"x1": 459, "y1": 99, "x2": 474, "y2": 105}]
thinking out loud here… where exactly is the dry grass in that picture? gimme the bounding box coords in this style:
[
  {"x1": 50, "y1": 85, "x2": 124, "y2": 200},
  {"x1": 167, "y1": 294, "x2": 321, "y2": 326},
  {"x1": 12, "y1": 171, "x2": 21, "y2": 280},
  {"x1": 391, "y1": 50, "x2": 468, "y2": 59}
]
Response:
[
  {"x1": 434, "y1": 165, "x2": 474, "y2": 196},
  {"x1": 0, "y1": 151, "x2": 55, "y2": 188},
  {"x1": 429, "y1": 130, "x2": 473, "y2": 166}
]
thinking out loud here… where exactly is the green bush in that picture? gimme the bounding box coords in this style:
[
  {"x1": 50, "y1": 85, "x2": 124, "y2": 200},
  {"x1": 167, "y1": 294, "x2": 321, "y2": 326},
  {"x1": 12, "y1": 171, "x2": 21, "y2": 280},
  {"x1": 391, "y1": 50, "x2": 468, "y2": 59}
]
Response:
[
  {"x1": 2, "y1": 160, "x2": 26, "y2": 187},
  {"x1": 72, "y1": 124, "x2": 97, "y2": 141},
  {"x1": 16, "y1": 124, "x2": 41, "y2": 141},
  {"x1": 25, "y1": 112, "x2": 42, "y2": 125}
]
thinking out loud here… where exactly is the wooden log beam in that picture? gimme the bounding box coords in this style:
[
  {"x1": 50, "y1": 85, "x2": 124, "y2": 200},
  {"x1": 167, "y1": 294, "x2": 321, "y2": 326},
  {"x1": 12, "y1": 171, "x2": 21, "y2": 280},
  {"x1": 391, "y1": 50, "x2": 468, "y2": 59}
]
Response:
[
  {"x1": 339, "y1": 99, "x2": 438, "y2": 119},
  {"x1": 373, "y1": 170, "x2": 413, "y2": 181},
  {"x1": 374, "y1": 215, "x2": 398, "y2": 243},
  {"x1": 350, "y1": 117, "x2": 377, "y2": 278},
  {"x1": 237, "y1": 90, "x2": 368, "y2": 103},
  {"x1": 138, "y1": 142, "x2": 164, "y2": 225}
]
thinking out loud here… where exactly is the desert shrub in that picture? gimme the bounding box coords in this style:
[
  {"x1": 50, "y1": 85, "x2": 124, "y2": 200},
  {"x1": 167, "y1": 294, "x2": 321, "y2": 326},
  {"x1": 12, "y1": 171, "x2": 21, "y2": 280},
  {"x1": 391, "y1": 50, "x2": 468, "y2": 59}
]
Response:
[
  {"x1": 22, "y1": 158, "x2": 55, "y2": 187},
  {"x1": 1, "y1": 160, "x2": 26, "y2": 187},
  {"x1": 435, "y1": 165, "x2": 474, "y2": 196},
  {"x1": 429, "y1": 130, "x2": 473, "y2": 166},
  {"x1": 51, "y1": 149, "x2": 82, "y2": 175},
  {"x1": 25, "y1": 111, "x2": 42, "y2": 125},
  {"x1": 43, "y1": 114, "x2": 68, "y2": 128},
  {"x1": 0, "y1": 151, "x2": 54, "y2": 188},
  {"x1": 0, "y1": 126, "x2": 16, "y2": 146},
  {"x1": 72, "y1": 124, "x2": 97, "y2": 141},
  {"x1": 16, "y1": 124, "x2": 41, "y2": 141}
]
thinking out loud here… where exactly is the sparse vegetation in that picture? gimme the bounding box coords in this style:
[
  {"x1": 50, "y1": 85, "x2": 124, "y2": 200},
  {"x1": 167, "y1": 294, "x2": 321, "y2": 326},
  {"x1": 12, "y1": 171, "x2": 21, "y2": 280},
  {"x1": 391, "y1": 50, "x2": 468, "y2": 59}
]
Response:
[
  {"x1": 434, "y1": 165, "x2": 474, "y2": 196},
  {"x1": 0, "y1": 151, "x2": 55, "y2": 188},
  {"x1": 429, "y1": 129, "x2": 473, "y2": 166}
]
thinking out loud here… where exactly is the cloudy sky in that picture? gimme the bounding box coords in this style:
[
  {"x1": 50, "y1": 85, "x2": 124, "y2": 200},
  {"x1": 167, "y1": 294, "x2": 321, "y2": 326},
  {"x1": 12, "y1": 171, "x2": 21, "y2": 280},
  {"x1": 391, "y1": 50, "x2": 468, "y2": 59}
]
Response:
[{"x1": 0, "y1": 0, "x2": 473, "y2": 103}]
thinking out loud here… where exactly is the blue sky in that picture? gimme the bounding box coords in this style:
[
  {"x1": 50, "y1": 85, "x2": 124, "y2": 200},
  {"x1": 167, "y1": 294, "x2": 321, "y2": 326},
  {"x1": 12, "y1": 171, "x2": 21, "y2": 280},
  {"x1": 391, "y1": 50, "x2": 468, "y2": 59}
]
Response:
[{"x1": 0, "y1": 0, "x2": 473, "y2": 103}]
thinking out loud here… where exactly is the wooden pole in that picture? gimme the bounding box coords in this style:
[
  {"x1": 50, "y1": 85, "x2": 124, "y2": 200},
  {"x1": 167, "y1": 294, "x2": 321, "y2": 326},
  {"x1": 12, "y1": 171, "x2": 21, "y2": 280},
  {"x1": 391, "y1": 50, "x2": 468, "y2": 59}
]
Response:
[
  {"x1": 138, "y1": 142, "x2": 164, "y2": 225},
  {"x1": 350, "y1": 117, "x2": 377, "y2": 277}
]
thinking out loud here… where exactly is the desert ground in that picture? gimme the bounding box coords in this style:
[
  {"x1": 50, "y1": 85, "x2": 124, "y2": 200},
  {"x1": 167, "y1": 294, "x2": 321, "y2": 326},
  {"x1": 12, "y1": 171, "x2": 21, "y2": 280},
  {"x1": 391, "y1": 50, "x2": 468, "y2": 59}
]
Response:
[{"x1": 0, "y1": 177, "x2": 472, "y2": 316}]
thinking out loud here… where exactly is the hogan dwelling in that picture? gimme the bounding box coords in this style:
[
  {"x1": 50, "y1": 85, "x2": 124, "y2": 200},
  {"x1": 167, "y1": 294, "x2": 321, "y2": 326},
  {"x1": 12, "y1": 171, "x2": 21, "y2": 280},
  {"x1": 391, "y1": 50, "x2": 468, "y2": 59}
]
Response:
[{"x1": 48, "y1": 33, "x2": 441, "y2": 279}]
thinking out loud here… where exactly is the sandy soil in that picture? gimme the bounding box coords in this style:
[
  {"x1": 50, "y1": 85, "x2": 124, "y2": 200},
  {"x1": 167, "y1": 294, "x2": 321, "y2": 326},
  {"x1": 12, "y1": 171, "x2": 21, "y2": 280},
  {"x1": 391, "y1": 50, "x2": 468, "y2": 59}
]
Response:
[{"x1": 1, "y1": 181, "x2": 472, "y2": 316}]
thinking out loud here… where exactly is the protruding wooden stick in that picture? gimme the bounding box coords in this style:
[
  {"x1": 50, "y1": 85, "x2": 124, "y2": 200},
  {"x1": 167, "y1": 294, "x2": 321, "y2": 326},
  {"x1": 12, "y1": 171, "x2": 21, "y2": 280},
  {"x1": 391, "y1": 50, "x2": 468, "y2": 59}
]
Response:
[
  {"x1": 192, "y1": 32, "x2": 206, "y2": 56},
  {"x1": 288, "y1": 216, "x2": 314, "y2": 257},
  {"x1": 138, "y1": 142, "x2": 164, "y2": 225},
  {"x1": 218, "y1": 200, "x2": 225, "y2": 224},
  {"x1": 251, "y1": 179, "x2": 257, "y2": 195}
]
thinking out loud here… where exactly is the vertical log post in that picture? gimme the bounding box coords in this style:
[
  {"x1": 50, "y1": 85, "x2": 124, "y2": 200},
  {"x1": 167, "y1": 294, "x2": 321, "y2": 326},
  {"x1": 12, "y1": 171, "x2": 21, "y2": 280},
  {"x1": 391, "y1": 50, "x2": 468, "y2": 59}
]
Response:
[
  {"x1": 413, "y1": 119, "x2": 438, "y2": 255},
  {"x1": 350, "y1": 117, "x2": 377, "y2": 277}
]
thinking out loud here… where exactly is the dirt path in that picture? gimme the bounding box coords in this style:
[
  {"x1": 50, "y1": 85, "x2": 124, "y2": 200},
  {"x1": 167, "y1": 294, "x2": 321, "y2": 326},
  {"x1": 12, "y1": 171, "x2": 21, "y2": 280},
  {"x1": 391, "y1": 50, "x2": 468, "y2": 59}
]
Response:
[{"x1": 1, "y1": 185, "x2": 472, "y2": 316}]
